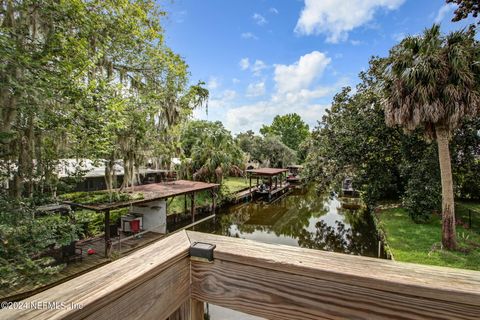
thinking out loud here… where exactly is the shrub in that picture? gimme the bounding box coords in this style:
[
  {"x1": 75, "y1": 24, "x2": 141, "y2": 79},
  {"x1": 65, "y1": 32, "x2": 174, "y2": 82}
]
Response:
[
  {"x1": 0, "y1": 197, "x2": 81, "y2": 287},
  {"x1": 401, "y1": 148, "x2": 441, "y2": 223}
]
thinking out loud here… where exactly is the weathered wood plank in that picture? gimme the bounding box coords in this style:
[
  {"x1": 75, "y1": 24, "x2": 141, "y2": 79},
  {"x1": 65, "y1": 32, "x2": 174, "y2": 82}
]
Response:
[
  {"x1": 187, "y1": 231, "x2": 480, "y2": 307},
  {"x1": 1, "y1": 231, "x2": 191, "y2": 320},
  {"x1": 191, "y1": 259, "x2": 480, "y2": 320}
]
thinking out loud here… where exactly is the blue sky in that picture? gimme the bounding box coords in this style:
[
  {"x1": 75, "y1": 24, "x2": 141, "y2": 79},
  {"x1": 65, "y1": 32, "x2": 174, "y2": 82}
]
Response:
[{"x1": 160, "y1": 0, "x2": 476, "y2": 134}]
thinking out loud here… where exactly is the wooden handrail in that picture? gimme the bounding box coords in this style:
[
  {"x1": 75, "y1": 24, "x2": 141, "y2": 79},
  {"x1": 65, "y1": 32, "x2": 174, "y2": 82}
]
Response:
[
  {"x1": 2, "y1": 230, "x2": 480, "y2": 320},
  {"x1": 188, "y1": 231, "x2": 480, "y2": 320}
]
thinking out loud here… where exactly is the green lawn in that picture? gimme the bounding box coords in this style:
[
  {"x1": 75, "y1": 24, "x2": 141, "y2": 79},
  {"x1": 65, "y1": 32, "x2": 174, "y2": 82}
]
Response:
[
  {"x1": 223, "y1": 176, "x2": 249, "y2": 193},
  {"x1": 166, "y1": 190, "x2": 213, "y2": 215},
  {"x1": 377, "y1": 208, "x2": 480, "y2": 271}
]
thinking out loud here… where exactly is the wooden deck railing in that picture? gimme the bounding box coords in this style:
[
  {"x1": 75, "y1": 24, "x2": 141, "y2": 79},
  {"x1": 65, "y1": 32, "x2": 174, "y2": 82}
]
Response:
[{"x1": 2, "y1": 230, "x2": 480, "y2": 320}]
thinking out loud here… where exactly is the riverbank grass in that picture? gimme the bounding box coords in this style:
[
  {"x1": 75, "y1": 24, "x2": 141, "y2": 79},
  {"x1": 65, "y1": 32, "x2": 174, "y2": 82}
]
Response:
[
  {"x1": 377, "y1": 208, "x2": 480, "y2": 271},
  {"x1": 223, "y1": 176, "x2": 249, "y2": 193}
]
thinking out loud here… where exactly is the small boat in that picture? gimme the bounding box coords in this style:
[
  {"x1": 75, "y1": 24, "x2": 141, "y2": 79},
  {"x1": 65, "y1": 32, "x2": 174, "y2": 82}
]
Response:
[
  {"x1": 286, "y1": 165, "x2": 304, "y2": 184},
  {"x1": 341, "y1": 177, "x2": 359, "y2": 197}
]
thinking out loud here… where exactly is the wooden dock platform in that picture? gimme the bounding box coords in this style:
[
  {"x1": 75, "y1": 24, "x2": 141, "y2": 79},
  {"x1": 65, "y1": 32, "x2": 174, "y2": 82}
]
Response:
[{"x1": 232, "y1": 187, "x2": 258, "y2": 203}]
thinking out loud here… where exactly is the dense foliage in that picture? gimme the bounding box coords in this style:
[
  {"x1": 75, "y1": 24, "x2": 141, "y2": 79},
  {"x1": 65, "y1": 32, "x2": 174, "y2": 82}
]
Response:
[
  {"x1": 305, "y1": 25, "x2": 480, "y2": 241},
  {"x1": 180, "y1": 120, "x2": 243, "y2": 183},
  {"x1": 0, "y1": 197, "x2": 79, "y2": 287},
  {"x1": 447, "y1": 0, "x2": 480, "y2": 25},
  {"x1": 260, "y1": 113, "x2": 310, "y2": 154},
  {"x1": 236, "y1": 130, "x2": 297, "y2": 167},
  {"x1": 0, "y1": 0, "x2": 208, "y2": 198},
  {"x1": 305, "y1": 47, "x2": 480, "y2": 224},
  {"x1": 0, "y1": 0, "x2": 207, "y2": 287}
]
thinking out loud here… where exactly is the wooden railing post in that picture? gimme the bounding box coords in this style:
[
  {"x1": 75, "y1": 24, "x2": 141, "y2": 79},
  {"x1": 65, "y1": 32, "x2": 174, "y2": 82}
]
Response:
[
  {"x1": 168, "y1": 299, "x2": 191, "y2": 320},
  {"x1": 190, "y1": 299, "x2": 204, "y2": 320}
]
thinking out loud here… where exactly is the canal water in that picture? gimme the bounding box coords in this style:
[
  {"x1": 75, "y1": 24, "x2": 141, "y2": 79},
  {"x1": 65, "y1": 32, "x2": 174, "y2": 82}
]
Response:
[
  {"x1": 191, "y1": 185, "x2": 385, "y2": 319},
  {"x1": 193, "y1": 185, "x2": 382, "y2": 257}
]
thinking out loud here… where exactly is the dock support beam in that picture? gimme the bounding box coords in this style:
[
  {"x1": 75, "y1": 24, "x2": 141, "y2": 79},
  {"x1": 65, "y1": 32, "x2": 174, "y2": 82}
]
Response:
[
  {"x1": 211, "y1": 190, "x2": 216, "y2": 214},
  {"x1": 184, "y1": 194, "x2": 187, "y2": 215},
  {"x1": 249, "y1": 173, "x2": 252, "y2": 198},
  {"x1": 191, "y1": 192, "x2": 196, "y2": 223},
  {"x1": 104, "y1": 209, "x2": 111, "y2": 258}
]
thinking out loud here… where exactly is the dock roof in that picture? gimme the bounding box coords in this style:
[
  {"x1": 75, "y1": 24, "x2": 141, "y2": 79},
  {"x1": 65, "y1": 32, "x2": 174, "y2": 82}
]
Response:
[
  {"x1": 64, "y1": 180, "x2": 219, "y2": 212},
  {"x1": 246, "y1": 168, "x2": 289, "y2": 176}
]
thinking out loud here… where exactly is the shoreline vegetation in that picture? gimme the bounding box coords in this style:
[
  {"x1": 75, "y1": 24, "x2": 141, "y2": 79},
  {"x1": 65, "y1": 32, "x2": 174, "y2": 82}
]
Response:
[{"x1": 376, "y1": 206, "x2": 480, "y2": 271}]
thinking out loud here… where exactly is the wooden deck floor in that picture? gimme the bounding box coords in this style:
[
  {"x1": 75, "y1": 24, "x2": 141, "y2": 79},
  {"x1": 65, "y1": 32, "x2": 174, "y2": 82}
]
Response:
[{"x1": 1, "y1": 230, "x2": 165, "y2": 302}]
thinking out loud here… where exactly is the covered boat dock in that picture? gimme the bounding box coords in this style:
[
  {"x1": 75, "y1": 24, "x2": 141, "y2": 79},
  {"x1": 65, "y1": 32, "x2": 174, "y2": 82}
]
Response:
[
  {"x1": 65, "y1": 180, "x2": 219, "y2": 257},
  {"x1": 246, "y1": 168, "x2": 289, "y2": 202}
]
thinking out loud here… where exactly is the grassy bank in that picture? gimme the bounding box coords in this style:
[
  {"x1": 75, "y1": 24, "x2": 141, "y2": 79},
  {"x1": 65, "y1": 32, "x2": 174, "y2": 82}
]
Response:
[
  {"x1": 376, "y1": 208, "x2": 480, "y2": 271},
  {"x1": 223, "y1": 176, "x2": 249, "y2": 193}
]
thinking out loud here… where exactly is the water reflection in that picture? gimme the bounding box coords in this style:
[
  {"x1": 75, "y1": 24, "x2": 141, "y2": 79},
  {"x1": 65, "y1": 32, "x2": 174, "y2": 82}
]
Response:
[{"x1": 194, "y1": 186, "x2": 382, "y2": 258}]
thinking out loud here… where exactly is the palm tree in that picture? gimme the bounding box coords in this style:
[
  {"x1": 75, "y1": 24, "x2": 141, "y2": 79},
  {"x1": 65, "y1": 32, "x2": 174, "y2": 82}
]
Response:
[{"x1": 380, "y1": 25, "x2": 480, "y2": 250}]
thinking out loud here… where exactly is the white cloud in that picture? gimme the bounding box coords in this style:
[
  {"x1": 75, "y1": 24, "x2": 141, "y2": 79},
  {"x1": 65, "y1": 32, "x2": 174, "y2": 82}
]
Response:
[
  {"x1": 200, "y1": 51, "x2": 345, "y2": 133},
  {"x1": 239, "y1": 58, "x2": 250, "y2": 70},
  {"x1": 232, "y1": 78, "x2": 240, "y2": 84},
  {"x1": 207, "y1": 77, "x2": 220, "y2": 90},
  {"x1": 295, "y1": 0, "x2": 405, "y2": 43},
  {"x1": 350, "y1": 40, "x2": 363, "y2": 46},
  {"x1": 225, "y1": 99, "x2": 332, "y2": 133},
  {"x1": 274, "y1": 51, "x2": 331, "y2": 93},
  {"x1": 194, "y1": 89, "x2": 237, "y2": 118},
  {"x1": 269, "y1": 7, "x2": 279, "y2": 15},
  {"x1": 225, "y1": 51, "x2": 346, "y2": 133},
  {"x1": 434, "y1": 3, "x2": 456, "y2": 23},
  {"x1": 222, "y1": 89, "x2": 237, "y2": 101},
  {"x1": 241, "y1": 32, "x2": 258, "y2": 40},
  {"x1": 246, "y1": 81, "x2": 266, "y2": 97},
  {"x1": 253, "y1": 13, "x2": 268, "y2": 26},
  {"x1": 239, "y1": 58, "x2": 268, "y2": 76},
  {"x1": 252, "y1": 60, "x2": 267, "y2": 76}
]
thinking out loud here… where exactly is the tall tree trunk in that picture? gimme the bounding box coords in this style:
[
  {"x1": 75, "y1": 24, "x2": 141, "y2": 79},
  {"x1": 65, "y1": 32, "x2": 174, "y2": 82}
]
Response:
[
  {"x1": 105, "y1": 156, "x2": 116, "y2": 192},
  {"x1": 435, "y1": 126, "x2": 457, "y2": 250}
]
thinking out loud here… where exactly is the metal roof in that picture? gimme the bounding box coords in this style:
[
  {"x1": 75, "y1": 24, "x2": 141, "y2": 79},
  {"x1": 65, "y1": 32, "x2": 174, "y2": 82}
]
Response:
[
  {"x1": 64, "y1": 180, "x2": 219, "y2": 212},
  {"x1": 246, "y1": 168, "x2": 289, "y2": 176}
]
